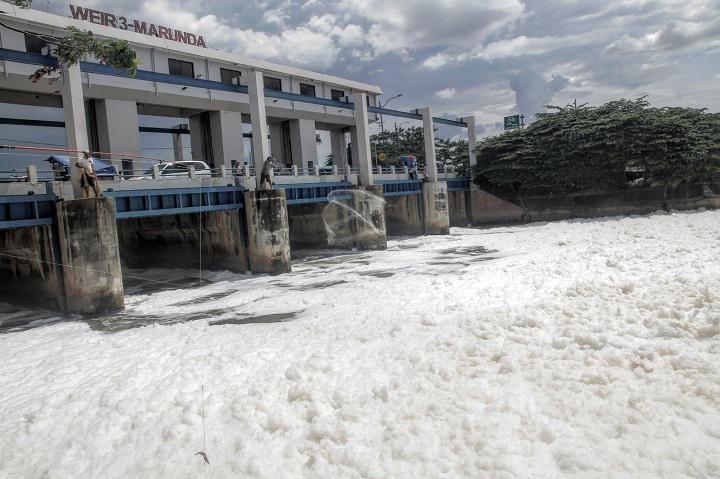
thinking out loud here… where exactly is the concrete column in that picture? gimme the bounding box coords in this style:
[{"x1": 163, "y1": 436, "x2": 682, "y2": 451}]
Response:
[
  {"x1": 288, "y1": 119, "x2": 317, "y2": 169},
  {"x1": 94, "y1": 99, "x2": 140, "y2": 173},
  {"x1": 61, "y1": 63, "x2": 89, "y2": 199},
  {"x1": 330, "y1": 129, "x2": 348, "y2": 171},
  {"x1": 209, "y1": 110, "x2": 245, "y2": 169},
  {"x1": 421, "y1": 181, "x2": 450, "y2": 235},
  {"x1": 462, "y1": 115, "x2": 478, "y2": 169},
  {"x1": 55, "y1": 197, "x2": 124, "y2": 313},
  {"x1": 248, "y1": 71, "x2": 270, "y2": 188},
  {"x1": 189, "y1": 114, "x2": 207, "y2": 163},
  {"x1": 350, "y1": 93, "x2": 373, "y2": 186},
  {"x1": 172, "y1": 126, "x2": 185, "y2": 162},
  {"x1": 269, "y1": 122, "x2": 286, "y2": 165},
  {"x1": 243, "y1": 189, "x2": 291, "y2": 274},
  {"x1": 420, "y1": 107, "x2": 438, "y2": 182}
]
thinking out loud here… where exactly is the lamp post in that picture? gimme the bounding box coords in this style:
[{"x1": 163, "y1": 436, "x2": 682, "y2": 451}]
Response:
[{"x1": 377, "y1": 93, "x2": 402, "y2": 167}]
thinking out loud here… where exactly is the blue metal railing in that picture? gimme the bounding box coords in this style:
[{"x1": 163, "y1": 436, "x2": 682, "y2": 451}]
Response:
[
  {"x1": 376, "y1": 179, "x2": 421, "y2": 197},
  {"x1": 103, "y1": 186, "x2": 244, "y2": 219},
  {"x1": 445, "y1": 177, "x2": 470, "y2": 192},
  {"x1": 0, "y1": 193, "x2": 56, "y2": 229},
  {"x1": 276, "y1": 181, "x2": 352, "y2": 205}
]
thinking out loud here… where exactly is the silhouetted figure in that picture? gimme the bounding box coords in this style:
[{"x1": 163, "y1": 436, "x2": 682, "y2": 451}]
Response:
[{"x1": 260, "y1": 156, "x2": 275, "y2": 190}]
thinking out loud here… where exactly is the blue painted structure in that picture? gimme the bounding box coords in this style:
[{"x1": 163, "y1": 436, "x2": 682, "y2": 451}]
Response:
[
  {"x1": 103, "y1": 186, "x2": 244, "y2": 219},
  {"x1": 0, "y1": 193, "x2": 56, "y2": 229},
  {"x1": 276, "y1": 182, "x2": 353, "y2": 205},
  {"x1": 376, "y1": 179, "x2": 421, "y2": 197},
  {"x1": 446, "y1": 177, "x2": 471, "y2": 192},
  {"x1": 0, "y1": 48, "x2": 468, "y2": 128}
]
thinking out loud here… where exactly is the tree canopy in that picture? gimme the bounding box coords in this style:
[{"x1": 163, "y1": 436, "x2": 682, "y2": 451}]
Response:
[
  {"x1": 5, "y1": 0, "x2": 139, "y2": 80},
  {"x1": 475, "y1": 98, "x2": 720, "y2": 195}
]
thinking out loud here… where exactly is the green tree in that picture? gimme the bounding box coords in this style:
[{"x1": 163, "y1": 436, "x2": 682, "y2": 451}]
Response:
[
  {"x1": 475, "y1": 97, "x2": 720, "y2": 195},
  {"x1": 5, "y1": 1, "x2": 140, "y2": 81}
]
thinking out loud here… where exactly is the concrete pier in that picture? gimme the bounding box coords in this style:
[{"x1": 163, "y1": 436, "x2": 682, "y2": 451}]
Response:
[
  {"x1": 421, "y1": 182, "x2": 450, "y2": 235},
  {"x1": 117, "y1": 210, "x2": 248, "y2": 273},
  {"x1": 244, "y1": 189, "x2": 292, "y2": 274},
  {"x1": 55, "y1": 198, "x2": 124, "y2": 314}
]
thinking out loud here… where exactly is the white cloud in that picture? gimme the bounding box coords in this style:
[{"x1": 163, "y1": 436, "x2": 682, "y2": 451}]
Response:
[{"x1": 435, "y1": 87, "x2": 458, "y2": 99}]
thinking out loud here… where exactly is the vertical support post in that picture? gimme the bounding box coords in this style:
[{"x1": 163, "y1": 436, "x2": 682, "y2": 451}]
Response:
[
  {"x1": 462, "y1": 115, "x2": 477, "y2": 169},
  {"x1": 350, "y1": 92, "x2": 373, "y2": 186},
  {"x1": 188, "y1": 165, "x2": 196, "y2": 179},
  {"x1": 94, "y1": 99, "x2": 141, "y2": 174},
  {"x1": 248, "y1": 71, "x2": 270, "y2": 189},
  {"x1": 330, "y1": 129, "x2": 348, "y2": 170},
  {"x1": 420, "y1": 107, "x2": 438, "y2": 182},
  {"x1": 26, "y1": 165, "x2": 38, "y2": 185},
  {"x1": 61, "y1": 63, "x2": 89, "y2": 199},
  {"x1": 291, "y1": 165, "x2": 298, "y2": 176},
  {"x1": 209, "y1": 110, "x2": 245, "y2": 170},
  {"x1": 152, "y1": 164, "x2": 160, "y2": 179},
  {"x1": 172, "y1": 125, "x2": 185, "y2": 162}
]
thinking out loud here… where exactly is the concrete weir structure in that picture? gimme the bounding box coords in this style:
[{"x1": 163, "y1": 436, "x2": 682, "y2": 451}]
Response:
[{"x1": 0, "y1": 7, "x2": 478, "y2": 313}]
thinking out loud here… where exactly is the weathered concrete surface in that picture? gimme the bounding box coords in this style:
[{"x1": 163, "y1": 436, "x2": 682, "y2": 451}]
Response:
[
  {"x1": 287, "y1": 202, "x2": 336, "y2": 249},
  {"x1": 384, "y1": 194, "x2": 423, "y2": 236},
  {"x1": 244, "y1": 189, "x2": 292, "y2": 274},
  {"x1": 448, "y1": 190, "x2": 470, "y2": 227},
  {"x1": 55, "y1": 197, "x2": 124, "y2": 314},
  {"x1": 353, "y1": 185, "x2": 387, "y2": 250},
  {"x1": 470, "y1": 183, "x2": 720, "y2": 225},
  {"x1": 0, "y1": 225, "x2": 64, "y2": 310},
  {"x1": 421, "y1": 181, "x2": 450, "y2": 235},
  {"x1": 470, "y1": 187, "x2": 525, "y2": 224},
  {"x1": 117, "y1": 210, "x2": 248, "y2": 273}
]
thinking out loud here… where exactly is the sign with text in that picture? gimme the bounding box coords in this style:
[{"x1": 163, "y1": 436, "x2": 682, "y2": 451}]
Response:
[
  {"x1": 69, "y1": 5, "x2": 207, "y2": 48},
  {"x1": 503, "y1": 115, "x2": 521, "y2": 130}
]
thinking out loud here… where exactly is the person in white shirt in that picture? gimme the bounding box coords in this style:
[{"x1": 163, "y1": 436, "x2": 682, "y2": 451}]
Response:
[{"x1": 75, "y1": 151, "x2": 100, "y2": 198}]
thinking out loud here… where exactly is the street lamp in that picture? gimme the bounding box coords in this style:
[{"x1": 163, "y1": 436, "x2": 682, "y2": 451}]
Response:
[{"x1": 377, "y1": 93, "x2": 402, "y2": 166}]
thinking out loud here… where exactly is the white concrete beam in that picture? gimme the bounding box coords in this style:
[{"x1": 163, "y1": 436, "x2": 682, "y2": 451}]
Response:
[
  {"x1": 462, "y1": 115, "x2": 478, "y2": 169},
  {"x1": 288, "y1": 119, "x2": 317, "y2": 169},
  {"x1": 209, "y1": 110, "x2": 245, "y2": 169},
  {"x1": 94, "y1": 99, "x2": 140, "y2": 174},
  {"x1": 248, "y1": 71, "x2": 270, "y2": 188},
  {"x1": 350, "y1": 92, "x2": 373, "y2": 185},
  {"x1": 61, "y1": 63, "x2": 89, "y2": 198},
  {"x1": 420, "y1": 107, "x2": 438, "y2": 182},
  {"x1": 330, "y1": 129, "x2": 348, "y2": 171}
]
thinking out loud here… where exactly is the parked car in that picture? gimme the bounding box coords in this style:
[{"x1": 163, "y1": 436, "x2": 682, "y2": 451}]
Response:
[{"x1": 132, "y1": 161, "x2": 212, "y2": 180}]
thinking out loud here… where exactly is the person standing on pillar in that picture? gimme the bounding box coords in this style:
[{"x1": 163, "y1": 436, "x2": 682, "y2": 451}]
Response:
[
  {"x1": 76, "y1": 151, "x2": 101, "y2": 198},
  {"x1": 259, "y1": 156, "x2": 276, "y2": 190}
]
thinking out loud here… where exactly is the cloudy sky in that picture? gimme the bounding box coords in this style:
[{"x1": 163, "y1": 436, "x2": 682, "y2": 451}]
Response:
[{"x1": 21, "y1": 0, "x2": 720, "y2": 137}]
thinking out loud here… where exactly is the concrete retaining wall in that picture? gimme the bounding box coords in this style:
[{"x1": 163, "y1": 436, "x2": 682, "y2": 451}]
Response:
[
  {"x1": 447, "y1": 190, "x2": 470, "y2": 227},
  {"x1": 0, "y1": 224, "x2": 64, "y2": 310},
  {"x1": 117, "y1": 210, "x2": 248, "y2": 273},
  {"x1": 384, "y1": 194, "x2": 423, "y2": 236},
  {"x1": 470, "y1": 183, "x2": 720, "y2": 225}
]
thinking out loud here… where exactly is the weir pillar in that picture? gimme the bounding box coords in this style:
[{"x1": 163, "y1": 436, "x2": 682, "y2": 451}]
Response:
[
  {"x1": 243, "y1": 189, "x2": 291, "y2": 274},
  {"x1": 55, "y1": 197, "x2": 125, "y2": 314}
]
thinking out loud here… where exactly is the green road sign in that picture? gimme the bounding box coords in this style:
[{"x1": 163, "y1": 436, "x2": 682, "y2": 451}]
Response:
[{"x1": 504, "y1": 115, "x2": 521, "y2": 130}]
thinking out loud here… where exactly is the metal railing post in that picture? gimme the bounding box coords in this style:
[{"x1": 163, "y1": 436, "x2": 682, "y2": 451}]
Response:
[
  {"x1": 152, "y1": 165, "x2": 161, "y2": 180},
  {"x1": 26, "y1": 165, "x2": 38, "y2": 185},
  {"x1": 188, "y1": 165, "x2": 196, "y2": 179}
]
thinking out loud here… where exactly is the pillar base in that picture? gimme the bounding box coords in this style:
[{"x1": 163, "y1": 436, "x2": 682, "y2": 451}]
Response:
[
  {"x1": 243, "y1": 189, "x2": 291, "y2": 274},
  {"x1": 421, "y1": 181, "x2": 450, "y2": 235},
  {"x1": 56, "y1": 197, "x2": 125, "y2": 314}
]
